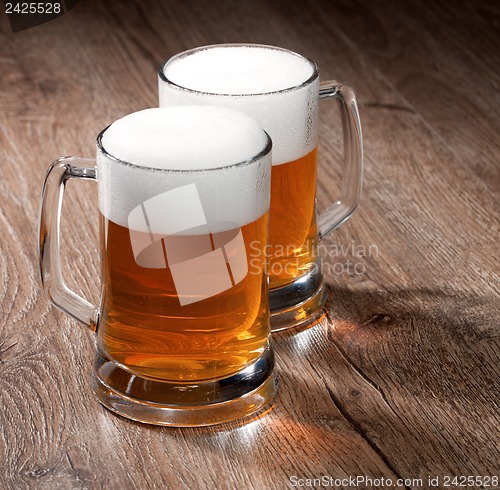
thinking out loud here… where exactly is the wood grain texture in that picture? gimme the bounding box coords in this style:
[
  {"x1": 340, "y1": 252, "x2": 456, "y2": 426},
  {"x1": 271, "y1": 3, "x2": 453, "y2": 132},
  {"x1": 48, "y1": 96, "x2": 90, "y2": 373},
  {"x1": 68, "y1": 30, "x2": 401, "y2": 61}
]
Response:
[
  {"x1": 313, "y1": 0, "x2": 500, "y2": 197},
  {"x1": 0, "y1": 0, "x2": 498, "y2": 489}
]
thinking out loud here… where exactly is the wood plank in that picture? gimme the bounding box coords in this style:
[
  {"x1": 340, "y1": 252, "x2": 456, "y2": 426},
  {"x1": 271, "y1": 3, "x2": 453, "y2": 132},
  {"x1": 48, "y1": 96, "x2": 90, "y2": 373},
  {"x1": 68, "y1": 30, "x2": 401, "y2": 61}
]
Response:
[{"x1": 312, "y1": 0, "x2": 500, "y2": 196}]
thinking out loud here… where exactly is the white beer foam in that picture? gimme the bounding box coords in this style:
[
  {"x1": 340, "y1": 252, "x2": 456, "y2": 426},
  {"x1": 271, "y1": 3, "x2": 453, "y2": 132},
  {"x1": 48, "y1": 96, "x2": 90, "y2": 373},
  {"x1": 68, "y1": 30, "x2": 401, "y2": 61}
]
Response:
[
  {"x1": 98, "y1": 106, "x2": 271, "y2": 232},
  {"x1": 159, "y1": 45, "x2": 319, "y2": 166},
  {"x1": 163, "y1": 46, "x2": 314, "y2": 95}
]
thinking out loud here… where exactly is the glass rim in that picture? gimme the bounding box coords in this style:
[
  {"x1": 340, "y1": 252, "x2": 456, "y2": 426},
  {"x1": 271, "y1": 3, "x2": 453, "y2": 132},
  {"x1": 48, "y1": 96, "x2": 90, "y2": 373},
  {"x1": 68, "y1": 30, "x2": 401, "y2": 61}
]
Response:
[
  {"x1": 96, "y1": 125, "x2": 272, "y2": 174},
  {"x1": 158, "y1": 43, "x2": 319, "y2": 97}
]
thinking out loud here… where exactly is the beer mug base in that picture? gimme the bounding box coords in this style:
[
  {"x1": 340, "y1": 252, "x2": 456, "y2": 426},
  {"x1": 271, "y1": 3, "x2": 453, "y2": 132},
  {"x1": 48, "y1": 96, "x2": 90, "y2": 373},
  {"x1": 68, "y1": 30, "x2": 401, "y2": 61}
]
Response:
[
  {"x1": 91, "y1": 347, "x2": 277, "y2": 427},
  {"x1": 269, "y1": 268, "x2": 327, "y2": 332}
]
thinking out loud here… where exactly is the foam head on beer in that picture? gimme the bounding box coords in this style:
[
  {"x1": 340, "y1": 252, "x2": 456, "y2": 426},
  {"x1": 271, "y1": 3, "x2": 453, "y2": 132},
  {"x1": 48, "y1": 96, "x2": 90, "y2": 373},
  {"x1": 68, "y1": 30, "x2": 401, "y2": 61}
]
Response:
[
  {"x1": 102, "y1": 106, "x2": 268, "y2": 170},
  {"x1": 163, "y1": 45, "x2": 314, "y2": 95},
  {"x1": 97, "y1": 106, "x2": 271, "y2": 234},
  {"x1": 159, "y1": 45, "x2": 319, "y2": 165}
]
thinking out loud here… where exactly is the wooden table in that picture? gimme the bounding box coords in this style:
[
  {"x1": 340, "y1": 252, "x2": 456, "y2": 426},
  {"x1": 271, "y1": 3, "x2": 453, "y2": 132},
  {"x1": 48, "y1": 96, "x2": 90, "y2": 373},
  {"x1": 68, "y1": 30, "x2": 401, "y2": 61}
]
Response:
[{"x1": 1, "y1": 1, "x2": 498, "y2": 488}]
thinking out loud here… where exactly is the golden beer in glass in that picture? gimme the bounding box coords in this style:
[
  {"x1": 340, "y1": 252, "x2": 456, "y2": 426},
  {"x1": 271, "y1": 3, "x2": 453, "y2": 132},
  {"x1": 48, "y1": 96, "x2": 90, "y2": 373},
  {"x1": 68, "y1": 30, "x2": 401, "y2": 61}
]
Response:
[
  {"x1": 98, "y1": 214, "x2": 269, "y2": 382},
  {"x1": 39, "y1": 106, "x2": 276, "y2": 426},
  {"x1": 159, "y1": 45, "x2": 363, "y2": 331}
]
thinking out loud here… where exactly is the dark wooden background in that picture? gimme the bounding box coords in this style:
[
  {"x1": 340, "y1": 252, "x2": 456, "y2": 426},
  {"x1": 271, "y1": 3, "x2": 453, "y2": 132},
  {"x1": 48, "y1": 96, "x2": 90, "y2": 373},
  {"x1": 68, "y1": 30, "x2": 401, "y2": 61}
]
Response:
[{"x1": 0, "y1": 0, "x2": 499, "y2": 489}]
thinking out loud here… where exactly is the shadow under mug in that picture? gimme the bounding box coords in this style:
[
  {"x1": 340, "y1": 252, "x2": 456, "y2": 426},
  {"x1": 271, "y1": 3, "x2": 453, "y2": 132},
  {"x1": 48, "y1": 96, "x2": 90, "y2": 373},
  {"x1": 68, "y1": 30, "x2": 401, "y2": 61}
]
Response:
[
  {"x1": 38, "y1": 107, "x2": 276, "y2": 426},
  {"x1": 158, "y1": 44, "x2": 363, "y2": 332}
]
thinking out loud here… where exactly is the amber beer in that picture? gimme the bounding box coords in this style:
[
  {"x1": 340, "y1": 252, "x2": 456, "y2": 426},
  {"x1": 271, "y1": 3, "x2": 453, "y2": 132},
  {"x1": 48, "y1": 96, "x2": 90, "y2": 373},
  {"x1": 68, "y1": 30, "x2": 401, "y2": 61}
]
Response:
[
  {"x1": 160, "y1": 45, "x2": 364, "y2": 332},
  {"x1": 269, "y1": 148, "x2": 318, "y2": 287},
  {"x1": 96, "y1": 106, "x2": 273, "y2": 384},
  {"x1": 159, "y1": 45, "x2": 321, "y2": 290},
  {"x1": 98, "y1": 213, "x2": 269, "y2": 382},
  {"x1": 39, "y1": 106, "x2": 276, "y2": 425}
]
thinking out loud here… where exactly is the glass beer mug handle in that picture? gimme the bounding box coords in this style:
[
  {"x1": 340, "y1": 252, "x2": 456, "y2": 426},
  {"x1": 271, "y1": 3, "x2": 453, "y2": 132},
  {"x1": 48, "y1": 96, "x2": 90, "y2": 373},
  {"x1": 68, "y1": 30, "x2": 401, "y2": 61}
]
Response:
[
  {"x1": 318, "y1": 81, "x2": 363, "y2": 239},
  {"x1": 38, "y1": 157, "x2": 99, "y2": 332}
]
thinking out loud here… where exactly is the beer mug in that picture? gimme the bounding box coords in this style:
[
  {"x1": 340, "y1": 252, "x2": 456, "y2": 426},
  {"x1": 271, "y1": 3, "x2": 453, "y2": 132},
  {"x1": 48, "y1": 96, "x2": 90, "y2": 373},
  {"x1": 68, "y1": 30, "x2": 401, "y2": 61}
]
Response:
[
  {"x1": 159, "y1": 44, "x2": 363, "y2": 331},
  {"x1": 38, "y1": 106, "x2": 276, "y2": 426}
]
